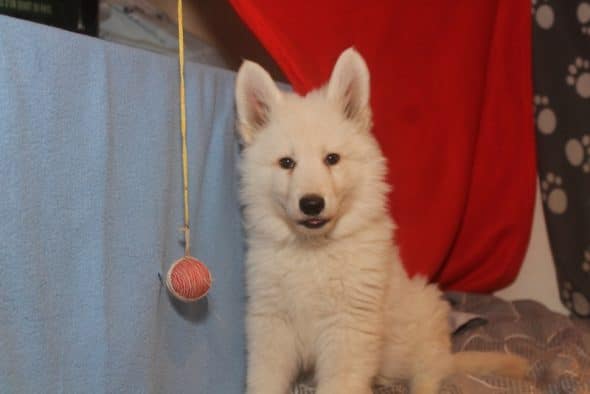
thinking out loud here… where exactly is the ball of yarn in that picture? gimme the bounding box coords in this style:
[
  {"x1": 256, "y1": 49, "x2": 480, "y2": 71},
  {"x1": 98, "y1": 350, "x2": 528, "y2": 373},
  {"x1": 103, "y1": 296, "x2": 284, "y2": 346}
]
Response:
[{"x1": 166, "y1": 256, "x2": 211, "y2": 302}]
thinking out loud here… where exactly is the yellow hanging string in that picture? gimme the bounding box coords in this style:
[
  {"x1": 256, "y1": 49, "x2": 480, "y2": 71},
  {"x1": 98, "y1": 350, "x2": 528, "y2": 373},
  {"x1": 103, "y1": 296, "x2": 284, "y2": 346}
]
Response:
[{"x1": 177, "y1": 0, "x2": 190, "y2": 257}]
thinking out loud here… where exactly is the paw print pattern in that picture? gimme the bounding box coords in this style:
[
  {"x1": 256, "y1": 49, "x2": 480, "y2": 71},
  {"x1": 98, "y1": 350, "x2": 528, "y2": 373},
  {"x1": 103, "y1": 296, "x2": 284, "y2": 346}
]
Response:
[
  {"x1": 582, "y1": 249, "x2": 590, "y2": 273},
  {"x1": 565, "y1": 134, "x2": 590, "y2": 172},
  {"x1": 566, "y1": 58, "x2": 590, "y2": 98},
  {"x1": 561, "y1": 281, "x2": 590, "y2": 317},
  {"x1": 572, "y1": 292, "x2": 590, "y2": 316},
  {"x1": 578, "y1": 2, "x2": 590, "y2": 36},
  {"x1": 534, "y1": 95, "x2": 557, "y2": 135},
  {"x1": 541, "y1": 172, "x2": 568, "y2": 214},
  {"x1": 532, "y1": 0, "x2": 555, "y2": 29},
  {"x1": 562, "y1": 281, "x2": 574, "y2": 310}
]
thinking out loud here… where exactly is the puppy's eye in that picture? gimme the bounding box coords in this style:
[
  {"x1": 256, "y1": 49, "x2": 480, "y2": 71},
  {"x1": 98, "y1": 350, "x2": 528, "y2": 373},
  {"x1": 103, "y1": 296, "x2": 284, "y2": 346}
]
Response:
[
  {"x1": 324, "y1": 153, "x2": 340, "y2": 166},
  {"x1": 278, "y1": 157, "x2": 296, "y2": 169}
]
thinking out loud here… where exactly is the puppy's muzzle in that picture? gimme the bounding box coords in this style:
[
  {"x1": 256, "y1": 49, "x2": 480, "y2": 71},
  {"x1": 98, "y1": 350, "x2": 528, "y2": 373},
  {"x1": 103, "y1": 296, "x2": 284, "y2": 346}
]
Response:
[{"x1": 298, "y1": 194, "x2": 329, "y2": 229}]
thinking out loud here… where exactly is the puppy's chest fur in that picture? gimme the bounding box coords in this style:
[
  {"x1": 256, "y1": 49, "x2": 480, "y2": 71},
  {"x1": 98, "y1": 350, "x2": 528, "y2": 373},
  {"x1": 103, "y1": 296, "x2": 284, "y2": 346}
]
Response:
[{"x1": 247, "y1": 237, "x2": 392, "y2": 362}]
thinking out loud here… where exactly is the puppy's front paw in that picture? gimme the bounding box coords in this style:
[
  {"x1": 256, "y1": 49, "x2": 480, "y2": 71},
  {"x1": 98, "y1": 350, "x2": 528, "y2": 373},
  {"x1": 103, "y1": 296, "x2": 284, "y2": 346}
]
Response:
[{"x1": 246, "y1": 372, "x2": 293, "y2": 394}]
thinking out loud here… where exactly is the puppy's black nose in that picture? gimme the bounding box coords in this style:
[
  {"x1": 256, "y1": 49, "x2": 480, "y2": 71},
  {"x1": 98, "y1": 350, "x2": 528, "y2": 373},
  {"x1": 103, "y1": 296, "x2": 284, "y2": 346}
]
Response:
[{"x1": 299, "y1": 194, "x2": 325, "y2": 216}]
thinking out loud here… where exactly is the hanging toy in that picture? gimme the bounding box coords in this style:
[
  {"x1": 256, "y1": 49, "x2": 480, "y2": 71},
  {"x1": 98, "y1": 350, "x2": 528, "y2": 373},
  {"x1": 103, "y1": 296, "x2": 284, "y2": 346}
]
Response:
[
  {"x1": 167, "y1": 255, "x2": 211, "y2": 302},
  {"x1": 165, "y1": 0, "x2": 212, "y2": 302}
]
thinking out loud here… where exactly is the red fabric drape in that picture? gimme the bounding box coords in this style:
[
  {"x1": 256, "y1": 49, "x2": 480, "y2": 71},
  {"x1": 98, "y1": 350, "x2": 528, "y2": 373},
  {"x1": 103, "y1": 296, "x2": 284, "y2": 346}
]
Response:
[{"x1": 229, "y1": 0, "x2": 536, "y2": 292}]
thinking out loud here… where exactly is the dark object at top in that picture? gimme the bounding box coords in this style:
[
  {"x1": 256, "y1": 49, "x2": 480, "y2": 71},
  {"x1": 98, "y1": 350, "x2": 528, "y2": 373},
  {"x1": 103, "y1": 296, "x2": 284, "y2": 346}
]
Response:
[{"x1": 0, "y1": 0, "x2": 98, "y2": 36}]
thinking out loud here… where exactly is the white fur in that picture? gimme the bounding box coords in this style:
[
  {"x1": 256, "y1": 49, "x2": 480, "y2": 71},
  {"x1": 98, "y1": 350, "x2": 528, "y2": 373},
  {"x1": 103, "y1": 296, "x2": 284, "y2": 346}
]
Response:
[{"x1": 235, "y1": 48, "x2": 529, "y2": 394}]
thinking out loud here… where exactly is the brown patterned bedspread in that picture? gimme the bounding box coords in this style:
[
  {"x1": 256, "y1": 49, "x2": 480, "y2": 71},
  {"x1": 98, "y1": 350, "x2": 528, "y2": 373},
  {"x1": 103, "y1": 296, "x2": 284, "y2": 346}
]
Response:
[{"x1": 294, "y1": 293, "x2": 590, "y2": 393}]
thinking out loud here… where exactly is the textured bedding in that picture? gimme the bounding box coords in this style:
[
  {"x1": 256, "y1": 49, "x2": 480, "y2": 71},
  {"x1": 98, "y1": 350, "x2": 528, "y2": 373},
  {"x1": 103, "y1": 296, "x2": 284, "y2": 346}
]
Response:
[{"x1": 295, "y1": 293, "x2": 590, "y2": 393}]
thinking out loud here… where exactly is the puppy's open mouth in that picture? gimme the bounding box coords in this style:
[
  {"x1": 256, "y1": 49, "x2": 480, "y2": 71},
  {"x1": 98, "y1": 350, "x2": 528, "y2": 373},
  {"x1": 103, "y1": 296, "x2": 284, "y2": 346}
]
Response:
[{"x1": 298, "y1": 218, "x2": 330, "y2": 229}]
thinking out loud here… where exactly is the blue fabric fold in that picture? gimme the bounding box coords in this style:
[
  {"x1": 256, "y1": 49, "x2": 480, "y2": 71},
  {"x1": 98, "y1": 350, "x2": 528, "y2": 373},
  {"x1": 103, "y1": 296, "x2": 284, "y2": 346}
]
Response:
[{"x1": 0, "y1": 16, "x2": 245, "y2": 394}]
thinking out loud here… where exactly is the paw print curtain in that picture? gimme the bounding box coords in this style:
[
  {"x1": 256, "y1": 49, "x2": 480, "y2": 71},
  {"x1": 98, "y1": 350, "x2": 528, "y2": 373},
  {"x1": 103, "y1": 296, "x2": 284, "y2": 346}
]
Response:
[
  {"x1": 533, "y1": 1, "x2": 590, "y2": 317},
  {"x1": 229, "y1": 0, "x2": 536, "y2": 292}
]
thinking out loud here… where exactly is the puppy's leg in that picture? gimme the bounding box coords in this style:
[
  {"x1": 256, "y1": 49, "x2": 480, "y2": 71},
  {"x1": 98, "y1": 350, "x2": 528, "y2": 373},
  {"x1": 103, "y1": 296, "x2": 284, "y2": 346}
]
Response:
[
  {"x1": 410, "y1": 348, "x2": 453, "y2": 394},
  {"x1": 314, "y1": 328, "x2": 380, "y2": 394},
  {"x1": 411, "y1": 378, "x2": 442, "y2": 394},
  {"x1": 246, "y1": 314, "x2": 299, "y2": 394}
]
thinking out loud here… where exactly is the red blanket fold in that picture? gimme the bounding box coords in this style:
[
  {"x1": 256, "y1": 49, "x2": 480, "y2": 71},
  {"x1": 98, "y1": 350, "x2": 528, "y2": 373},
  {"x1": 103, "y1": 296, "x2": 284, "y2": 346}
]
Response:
[{"x1": 230, "y1": 0, "x2": 535, "y2": 292}]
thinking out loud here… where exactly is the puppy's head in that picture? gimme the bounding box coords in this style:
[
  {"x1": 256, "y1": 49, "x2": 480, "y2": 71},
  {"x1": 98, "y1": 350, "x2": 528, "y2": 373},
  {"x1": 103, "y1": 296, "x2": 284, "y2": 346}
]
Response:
[{"x1": 235, "y1": 48, "x2": 389, "y2": 241}]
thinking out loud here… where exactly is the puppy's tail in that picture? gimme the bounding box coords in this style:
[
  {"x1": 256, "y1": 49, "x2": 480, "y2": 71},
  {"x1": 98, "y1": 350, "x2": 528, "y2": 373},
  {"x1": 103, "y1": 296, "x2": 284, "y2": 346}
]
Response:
[{"x1": 452, "y1": 351, "x2": 529, "y2": 379}]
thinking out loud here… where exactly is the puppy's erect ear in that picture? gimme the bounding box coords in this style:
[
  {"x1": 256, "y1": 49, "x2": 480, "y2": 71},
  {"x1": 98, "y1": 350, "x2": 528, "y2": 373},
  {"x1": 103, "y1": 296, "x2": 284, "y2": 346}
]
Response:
[
  {"x1": 327, "y1": 48, "x2": 371, "y2": 125},
  {"x1": 235, "y1": 60, "x2": 282, "y2": 144}
]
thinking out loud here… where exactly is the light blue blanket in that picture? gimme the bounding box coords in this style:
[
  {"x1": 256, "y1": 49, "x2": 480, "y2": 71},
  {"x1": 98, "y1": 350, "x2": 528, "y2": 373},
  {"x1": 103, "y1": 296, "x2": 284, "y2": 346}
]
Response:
[{"x1": 0, "y1": 16, "x2": 245, "y2": 393}]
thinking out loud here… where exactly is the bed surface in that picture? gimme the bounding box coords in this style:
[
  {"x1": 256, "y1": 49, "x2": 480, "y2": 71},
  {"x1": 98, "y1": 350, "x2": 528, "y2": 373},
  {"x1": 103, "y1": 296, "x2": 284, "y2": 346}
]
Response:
[{"x1": 295, "y1": 293, "x2": 590, "y2": 393}]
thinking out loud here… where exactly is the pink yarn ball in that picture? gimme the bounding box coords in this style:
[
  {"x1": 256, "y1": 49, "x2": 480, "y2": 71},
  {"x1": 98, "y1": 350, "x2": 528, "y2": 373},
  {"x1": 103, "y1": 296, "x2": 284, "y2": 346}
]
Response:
[{"x1": 166, "y1": 256, "x2": 211, "y2": 302}]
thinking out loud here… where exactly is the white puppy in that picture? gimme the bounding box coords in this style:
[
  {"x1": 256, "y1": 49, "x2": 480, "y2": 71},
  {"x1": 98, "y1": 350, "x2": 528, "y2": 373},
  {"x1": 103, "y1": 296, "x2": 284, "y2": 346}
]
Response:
[{"x1": 235, "y1": 48, "x2": 529, "y2": 394}]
